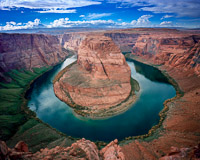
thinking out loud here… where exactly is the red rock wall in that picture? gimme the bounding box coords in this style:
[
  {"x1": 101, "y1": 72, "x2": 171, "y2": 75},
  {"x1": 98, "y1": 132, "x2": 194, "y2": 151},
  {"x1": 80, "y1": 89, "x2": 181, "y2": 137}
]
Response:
[
  {"x1": 104, "y1": 32, "x2": 139, "y2": 53},
  {"x1": 132, "y1": 34, "x2": 200, "y2": 76},
  {"x1": 77, "y1": 34, "x2": 131, "y2": 81},
  {"x1": 59, "y1": 33, "x2": 86, "y2": 52},
  {"x1": 0, "y1": 33, "x2": 70, "y2": 73}
]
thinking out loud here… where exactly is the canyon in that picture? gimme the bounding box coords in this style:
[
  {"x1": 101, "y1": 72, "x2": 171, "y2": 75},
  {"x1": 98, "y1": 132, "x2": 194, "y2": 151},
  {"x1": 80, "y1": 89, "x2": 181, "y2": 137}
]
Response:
[
  {"x1": 0, "y1": 33, "x2": 74, "y2": 82},
  {"x1": 53, "y1": 34, "x2": 136, "y2": 118},
  {"x1": 0, "y1": 28, "x2": 200, "y2": 159}
]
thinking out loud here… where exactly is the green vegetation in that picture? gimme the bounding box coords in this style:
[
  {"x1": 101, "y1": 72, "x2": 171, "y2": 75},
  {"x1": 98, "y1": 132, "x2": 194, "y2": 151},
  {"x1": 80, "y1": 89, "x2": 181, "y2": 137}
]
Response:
[
  {"x1": 0, "y1": 58, "x2": 77, "y2": 152},
  {"x1": 0, "y1": 67, "x2": 51, "y2": 141},
  {"x1": 131, "y1": 78, "x2": 140, "y2": 92}
]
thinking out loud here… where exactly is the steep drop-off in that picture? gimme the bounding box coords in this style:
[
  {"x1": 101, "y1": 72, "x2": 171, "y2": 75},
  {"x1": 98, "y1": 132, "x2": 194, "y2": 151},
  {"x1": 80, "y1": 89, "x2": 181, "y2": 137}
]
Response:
[
  {"x1": 104, "y1": 32, "x2": 140, "y2": 53},
  {"x1": 59, "y1": 33, "x2": 86, "y2": 52},
  {"x1": 132, "y1": 34, "x2": 200, "y2": 76},
  {"x1": 0, "y1": 33, "x2": 71, "y2": 81},
  {"x1": 54, "y1": 34, "x2": 136, "y2": 118}
]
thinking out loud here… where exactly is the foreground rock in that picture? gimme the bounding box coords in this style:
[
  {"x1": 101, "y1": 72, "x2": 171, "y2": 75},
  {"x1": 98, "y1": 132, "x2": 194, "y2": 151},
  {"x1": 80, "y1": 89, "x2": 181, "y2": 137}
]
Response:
[
  {"x1": 1, "y1": 139, "x2": 200, "y2": 160},
  {"x1": 54, "y1": 34, "x2": 136, "y2": 118},
  {"x1": 0, "y1": 139, "x2": 125, "y2": 160},
  {"x1": 100, "y1": 139, "x2": 125, "y2": 160}
]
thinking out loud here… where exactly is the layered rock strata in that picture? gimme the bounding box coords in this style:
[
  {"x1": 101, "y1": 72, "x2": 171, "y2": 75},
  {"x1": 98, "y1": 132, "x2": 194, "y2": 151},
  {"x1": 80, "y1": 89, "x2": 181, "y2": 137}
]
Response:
[
  {"x1": 0, "y1": 33, "x2": 71, "y2": 79},
  {"x1": 104, "y1": 32, "x2": 139, "y2": 53},
  {"x1": 54, "y1": 35, "x2": 135, "y2": 118},
  {"x1": 132, "y1": 34, "x2": 200, "y2": 76}
]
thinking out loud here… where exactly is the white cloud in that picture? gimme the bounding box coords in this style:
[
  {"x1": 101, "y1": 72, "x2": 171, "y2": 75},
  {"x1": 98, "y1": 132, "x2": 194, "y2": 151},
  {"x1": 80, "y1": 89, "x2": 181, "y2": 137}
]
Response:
[
  {"x1": 107, "y1": 0, "x2": 200, "y2": 17},
  {"x1": 47, "y1": 14, "x2": 154, "y2": 28},
  {"x1": 79, "y1": 15, "x2": 85, "y2": 18},
  {"x1": 0, "y1": 14, "x2": 156, "y2": 31},
  {"x1": 0, "y1": 19, "x2": 41, "y2": 31},
  {"x1": 47, "y1": 17, "x2": 115, "y2": 28},
  {"x1": 131, "y1": 15, "x2": 153, "y2": 26},
  {"x1": 85, "y1": 13, "x2": 112, "y2": 20},
  {"x1": 161, "y1": 15, "x2": 173, "y2": 20},
  {"x1": 160, "y1": 21, "x2": 173, "y2": 26},
  {"x1": 37, "y1": 9, "x2": 76, "y2": 14},
  {"x1": 0, "y1": 0, "x2": 101, "y2": 12}
]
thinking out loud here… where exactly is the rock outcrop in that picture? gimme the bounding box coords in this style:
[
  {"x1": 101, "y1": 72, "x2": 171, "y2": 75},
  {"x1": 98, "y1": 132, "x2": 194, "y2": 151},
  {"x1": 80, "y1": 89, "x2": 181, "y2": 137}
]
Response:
[
  {"x1": 0, "y1": 33, "x2": 71, "y2": 80},
  {"x1": 132, "y1": 34, "x2": 200, "y2": 76},
  {"x1": 159, "y1": 144, "x2": 200, "y2": 160},
  {"x1": 100, "y1": 139, "x2": 125, "y2": 160},
  {"x1": 54, "y1": 34, "x2": 135, "y2": 118},
  {"x1": 0, "y1": 139, "x2": 125, "y2": 160}
]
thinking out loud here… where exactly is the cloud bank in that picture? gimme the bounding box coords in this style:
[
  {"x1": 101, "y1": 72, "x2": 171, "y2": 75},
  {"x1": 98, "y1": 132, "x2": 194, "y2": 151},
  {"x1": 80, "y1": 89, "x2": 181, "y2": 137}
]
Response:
[
  {"x1": 0, "y1": 15, "x2": 155, "y2": 31},
  {"x1": 0, "y1": 19, "x2": 41, "y2": 30}
]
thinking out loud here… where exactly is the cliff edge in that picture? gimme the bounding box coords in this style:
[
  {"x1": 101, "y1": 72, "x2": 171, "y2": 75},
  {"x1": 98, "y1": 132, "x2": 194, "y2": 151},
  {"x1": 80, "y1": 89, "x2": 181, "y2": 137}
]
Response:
[{"x1": 53, "y1": 34, "x2": 136, "y2": 118}]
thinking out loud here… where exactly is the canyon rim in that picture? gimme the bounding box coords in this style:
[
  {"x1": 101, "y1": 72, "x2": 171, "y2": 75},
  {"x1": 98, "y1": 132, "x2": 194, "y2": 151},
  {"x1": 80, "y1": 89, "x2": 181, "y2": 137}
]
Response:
[{"x1": 1, "y1": 0, "x2": 200, "y2": 159}]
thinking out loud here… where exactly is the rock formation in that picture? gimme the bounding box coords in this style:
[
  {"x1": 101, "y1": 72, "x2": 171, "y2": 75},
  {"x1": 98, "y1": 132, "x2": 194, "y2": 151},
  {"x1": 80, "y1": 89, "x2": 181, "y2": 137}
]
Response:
[
  {"x1": 0, "y1": 33, "x2": 71, "y2": 81},
  {"x1": 104, "y1": 32, "x2": 139, "y2": 53},
  {"x1": 0, "y1": 139, "x2": 125, "y2": 160},
  {"x1": 100, "y1": 139, "x2": 125, "y2": 160},
  {"x1": 54, "y1": 34, "x2": 135, "y2": 118},
  {"x1": 59, "y1": 33, "x2": 86, "y2": 52},
  {"x1": 132, "y1": 34, "x2": 200, "y2": 76},
  {"x1": 1, "y1": 28, "x2": 200, "y2": 160}
]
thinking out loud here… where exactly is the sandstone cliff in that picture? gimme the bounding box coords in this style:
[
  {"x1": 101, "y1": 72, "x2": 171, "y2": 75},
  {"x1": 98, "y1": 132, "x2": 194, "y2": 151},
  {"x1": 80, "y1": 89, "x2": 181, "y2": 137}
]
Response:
[
  {"x1": 0, "y1": 33, "x2": 71, "y2": 78},
  {"x1": 59, "y1": 33, "x2": 86, "y2": 52},
  {"x1": 132, "y1": 34, "x2": 200, "y2": 76},
  {"x1": 54, "y1": 34, "x2": 135, "y2": 118},
  {"x1": 0, "y1": 139, "x2": 125, "y2": 160},
  {"x1": 104, "y1": 32, "x2": 139, "y2": 53}
]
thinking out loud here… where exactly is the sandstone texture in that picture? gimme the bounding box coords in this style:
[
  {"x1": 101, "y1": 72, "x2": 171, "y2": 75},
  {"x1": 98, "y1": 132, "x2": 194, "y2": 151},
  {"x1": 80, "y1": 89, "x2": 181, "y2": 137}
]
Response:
[
  {"x1": 100, "y1": 139, "x2": 125, "y2": 160},
  {"x1": 0, "y1": 33, "x2": 71, "y2": 81},
  {"x1": 121, "y1": 29, "x2": 200, "y2": 159},
  {"x1": 104, "y1": 32, "x2": 140, "y2": 53},
  {"x1": 54, "y1": 34, "x2": 134, "y2": 118},
  {"x1": 0, "y1": 139, "x2": 125, "y2": 160},
  {"x1": 132, "y1": 34, "x2": 200, "y2": 76},
  {"x1": 59, "y1": 33, "x2": 86, "y2": 52}
]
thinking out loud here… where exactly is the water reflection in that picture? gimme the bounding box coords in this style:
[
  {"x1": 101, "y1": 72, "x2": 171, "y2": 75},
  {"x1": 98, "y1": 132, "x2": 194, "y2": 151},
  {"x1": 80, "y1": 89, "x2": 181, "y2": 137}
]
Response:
[{"x1": 27, "y1": 56, "x2": 176, "y2": 141}]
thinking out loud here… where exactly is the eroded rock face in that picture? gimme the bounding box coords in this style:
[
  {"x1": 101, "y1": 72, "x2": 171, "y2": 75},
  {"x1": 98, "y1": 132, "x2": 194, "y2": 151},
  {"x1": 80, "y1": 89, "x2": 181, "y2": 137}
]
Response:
[
  {"x1": 54, "y1": 34, "x2": 133, "y2": 118},
  {"x1": 132, "y1": 34, "x2": 200, "y2": 76},
  {"x1": 104, "y1": 32, "x2": 140, "y2": 53},
  {"x1": 59, "y1": 33, "x2": 86, "y2": 52},
  {"x1": 0, "y1": 33, "x2": 70, "y2": 74},
  {"x1": 0, "y1": 139, "x2": 125, "y2": 160},
  {"x1": 77, "y1": 35, "x2": 131, "y2": 81},
  {"x1": 100, "y1": 139, "x2": 125, "y2": 160}
]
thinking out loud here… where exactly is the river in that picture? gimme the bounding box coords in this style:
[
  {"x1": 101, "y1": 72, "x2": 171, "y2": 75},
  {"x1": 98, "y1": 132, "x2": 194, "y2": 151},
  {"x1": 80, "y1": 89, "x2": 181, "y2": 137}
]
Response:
[{"x1": 26, "y1": 56, "x2": 176, "y2": 142}]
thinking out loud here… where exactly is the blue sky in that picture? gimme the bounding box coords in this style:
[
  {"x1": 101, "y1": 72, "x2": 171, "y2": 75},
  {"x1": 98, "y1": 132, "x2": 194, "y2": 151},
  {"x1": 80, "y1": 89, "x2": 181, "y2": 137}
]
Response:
[{"x1": 0, "y1": 0, "x2": 200, "y2": 31}]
